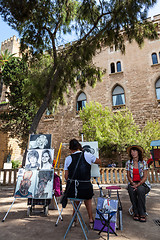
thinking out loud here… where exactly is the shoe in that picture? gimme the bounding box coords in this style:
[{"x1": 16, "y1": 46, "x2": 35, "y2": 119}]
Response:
[
  {"x1": 89, "y1": 221, "x2": 94, "y2": 229},
  {"x1": 133, "y1": 214, "x2": 139, "y2": 221},
  {"x1": 72, "y1": 221, "x2": 77, "y2": 227},
  {"x1": 139, "y1": 216, "x2": 146, "y2": 222}
]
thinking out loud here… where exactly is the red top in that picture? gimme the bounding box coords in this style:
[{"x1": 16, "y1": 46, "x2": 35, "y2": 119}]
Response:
[{"x1": 133, "y1": 168, "x2": 141, "y2": 182}]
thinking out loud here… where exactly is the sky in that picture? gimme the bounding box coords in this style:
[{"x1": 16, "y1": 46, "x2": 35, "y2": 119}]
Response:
[{"x1": 0, "y1": 1, "x2": 160, "y2": 45}]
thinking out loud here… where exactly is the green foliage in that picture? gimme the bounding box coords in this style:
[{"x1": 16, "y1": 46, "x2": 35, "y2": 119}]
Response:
[
  {"x1": 11, "y1": 159, "x2": 21, "y2": 169},
  {"x1": 139, "y1": 120, "x2": 160, "y2": 157},
  {"x1": 79, "y1": 102, "x2": 140, "y2": 156},
  {"x1": 0, "y1": 57, "x2": 38, "y2": 148},
  {"x1": 0, "y1": 49, "x2": 15, "y2": 71},
  {"x1": 80, "y1": 102, "x2": 160, "y2": 157},
  {"x1": 0, "y1": 0, "x2": 158, "y2": 136}
]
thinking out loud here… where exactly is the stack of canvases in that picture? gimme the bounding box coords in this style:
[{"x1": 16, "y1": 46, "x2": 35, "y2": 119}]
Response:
[{"x1": 14, "y1": 134, "x2": 55, "y2": 201}]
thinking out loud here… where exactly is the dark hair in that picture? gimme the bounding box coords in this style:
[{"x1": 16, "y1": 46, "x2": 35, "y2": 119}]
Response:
[
  {"x1": 41, "y1": 150, "x2": 52, "y2": 168},
  {"x1": 69, "y1": 139, "x2": 82, "y2": 151},
  {"x1": 129, "y1": 147, "x2": 143, "y2": 162}
]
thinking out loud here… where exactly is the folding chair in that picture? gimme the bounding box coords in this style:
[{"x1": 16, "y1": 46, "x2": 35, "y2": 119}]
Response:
[
  {"x1": 96, "y1": 208, "x2": 117, "y2": 240},
  {"x1": 64, "y1": 198, "x2": 89, "y2": 240}
]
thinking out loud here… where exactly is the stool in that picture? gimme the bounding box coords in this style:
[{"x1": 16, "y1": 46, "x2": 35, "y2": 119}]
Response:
[
  {"x1": 96, "y1": 208, "x2": 117, "y2": 240},
  {"x1": 64, "y1": 198, "x2": 88, "y2": 240},
  {"x1": 106, "y1": 186, "x2": 123, "y2": 231}
]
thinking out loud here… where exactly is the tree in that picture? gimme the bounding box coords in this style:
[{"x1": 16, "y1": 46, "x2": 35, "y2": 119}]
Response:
[
  {"x1": 139, "y1": 120, "x2": 160, "y2": 157},
  {"x1": 0, "y1": 57, "x2": 38, "y2": 148},
  {"x1": 0, "y1": 49, "x2": 15, "y2": 71},
  {"x1": 80, "y1": 102, "x2": 160, "y2": 164},
  {"x1": 79, "y1": 102, "x2": 141, "y2": 165},
  {"x1": 0, "y1": 0, "x2": 158, "y2": 135}
]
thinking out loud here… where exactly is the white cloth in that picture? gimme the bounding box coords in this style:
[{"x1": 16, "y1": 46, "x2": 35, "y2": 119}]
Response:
[{"x1": 64, "y1": 151, "x2": 96, "y2": 170}]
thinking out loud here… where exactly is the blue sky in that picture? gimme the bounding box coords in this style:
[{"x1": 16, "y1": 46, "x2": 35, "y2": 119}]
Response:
[{"x1": 0, "y1": 1, "x2": 160, "y2": 45}]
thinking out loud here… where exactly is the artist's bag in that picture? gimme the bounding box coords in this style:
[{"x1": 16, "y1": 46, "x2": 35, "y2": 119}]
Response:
[
  {"x1": 53, "y1": 173, "x2": 63, "y2": 197},
  {"x1": 60, "y1": 193, "x2": 68, "y2": 208}
]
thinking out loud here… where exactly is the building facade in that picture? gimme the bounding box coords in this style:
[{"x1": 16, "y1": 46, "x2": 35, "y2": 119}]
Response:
[{"x1": 0, "y1": 15, "x2": 160, "y2": 168}]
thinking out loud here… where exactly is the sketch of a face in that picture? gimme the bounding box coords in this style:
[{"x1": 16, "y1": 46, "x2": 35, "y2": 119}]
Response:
[
  {"x1": 36, "y1": 135, "x2": 48, "y2": 149},
  {"x1": 28, "y1": 150, "x2": 39, "y2": 167},
  {"x1": 83, "y1": 145, "x2": 95, "y2": 155},
  {"x1": 42, "y1": 152, "x2": 50, "y2": 163},
  {"x1": 19, "y1": 178, "x2": 31, "y2": 195}
]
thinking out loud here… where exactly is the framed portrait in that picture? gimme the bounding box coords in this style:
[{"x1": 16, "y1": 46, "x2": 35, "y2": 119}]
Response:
[
  {"x1": 14, "y1": 169, "x2": 37, "y2": 198},
  {"x1": 34, "y1": 170, "x2": 54, "y2": 199},
  {"x1": 28, "y1": 134, "x2": 52, "y2": 150}
]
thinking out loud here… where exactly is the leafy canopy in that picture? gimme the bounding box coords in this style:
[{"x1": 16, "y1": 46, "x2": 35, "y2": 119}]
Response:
[
  {"x1": 0, "y1": 0, "x2": 158, "y2": 136},
  {"x1": 79, "y1": 102, "x2": 160, "y2": 157}
]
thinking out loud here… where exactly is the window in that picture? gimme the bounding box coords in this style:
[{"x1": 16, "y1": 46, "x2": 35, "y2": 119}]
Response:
[
  {"x1": 112, "y1": 86, "x2": 125, "y2": 106},
  {"x1": 110, "y1": 63, "x2": 115, "y2": 73},
  {"x1": 156, "y1": 79, "x2": 160, "y2": 100},
  {"x1": 117, "y1": 61, "x2": 121, "y2": 72},
  {"x1": 77, "y1": 92, "x2": 86, "y2": 111},
  {"x1": 0, "y1": 78, "x2": 3, "y2": 98},
  {"x1": 152, "y1": 53, "x2": 158, "y2": 64}
]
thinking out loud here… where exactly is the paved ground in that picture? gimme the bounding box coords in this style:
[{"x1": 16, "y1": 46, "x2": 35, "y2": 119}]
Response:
[{"x1": 0, "y1": 184, "x2": 160, "y2": 240}]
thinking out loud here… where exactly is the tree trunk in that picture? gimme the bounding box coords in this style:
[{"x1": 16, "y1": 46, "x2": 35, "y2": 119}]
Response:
[{"x1": 22, "y1": 68, "x2": 60, "y2": 166}]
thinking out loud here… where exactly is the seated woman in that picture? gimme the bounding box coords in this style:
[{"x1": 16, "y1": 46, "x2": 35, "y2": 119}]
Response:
[
  {"x1": 126, "y1": 145, "x2": 151, "y2": 222},
  {"x1": 64, "y1": 139, "x2": 101, "y2": 229}
]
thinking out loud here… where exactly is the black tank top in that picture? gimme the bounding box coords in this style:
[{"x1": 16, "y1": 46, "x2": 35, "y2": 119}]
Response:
[{"x1": 68, "y1": 152, "x2": 91, "y2": 181}]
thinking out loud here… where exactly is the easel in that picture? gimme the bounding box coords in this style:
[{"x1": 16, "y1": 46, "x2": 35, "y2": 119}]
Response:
[
  {"x1": 2, "y1": 198, "x2": 16, "y2": 222},
  {"x1": 2, "y1": 140, "x2": 63, "y2": 222}
]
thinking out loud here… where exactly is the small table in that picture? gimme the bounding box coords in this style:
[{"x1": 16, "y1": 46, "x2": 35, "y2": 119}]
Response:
[
  {"x1": 64, "y1": 198, "x2": 89, "y2": 240},
  {"x1": 106, "y1": 186, "x2": 123, "y2": 231}
]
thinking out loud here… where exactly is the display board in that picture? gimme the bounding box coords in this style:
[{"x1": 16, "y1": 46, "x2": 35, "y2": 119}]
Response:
[{"x1": 14, "y1": 169, "x2": 54, "y2": 199}]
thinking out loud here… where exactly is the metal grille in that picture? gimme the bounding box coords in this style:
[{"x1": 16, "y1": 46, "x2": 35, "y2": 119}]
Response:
[{"x1": 153, "y1": 219, "x2": 160, "y2": 226}]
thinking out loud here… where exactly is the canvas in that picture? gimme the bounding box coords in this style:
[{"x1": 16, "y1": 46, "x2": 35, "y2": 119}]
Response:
[
  {"x1": 80, "y1": 141, "x2": 100, "y2": 178},
  {"x1": 14, "y1": 169, "x2": 54, "y2": 199},
  {"x1": 28, "y1": 134, "x2": 52, "y2": 150},
  {"x1": 34, "y1": 170, "x2": 54, "y2": 199},
  {"x1": 25, "y1": 149, "x2": 54, "y2": 169},
  {"x1": 14, "y1": 169, "x2": 37, "y2": 198}
]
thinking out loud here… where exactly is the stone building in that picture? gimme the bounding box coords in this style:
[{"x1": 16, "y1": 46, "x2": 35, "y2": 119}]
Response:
[{"x1": 0, "y1": 15, "x2": 160, "y2": 168}]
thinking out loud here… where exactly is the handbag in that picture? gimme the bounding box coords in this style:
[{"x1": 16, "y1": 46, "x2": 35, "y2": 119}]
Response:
[{"x1": 60, "y1": 152, "x2": 83, "y2": 208}]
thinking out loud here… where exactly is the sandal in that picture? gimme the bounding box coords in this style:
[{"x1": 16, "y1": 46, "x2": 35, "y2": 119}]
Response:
[
  {"x1": 139, "y1": 216, "x2": 146, "y2": 222},
  {"x1": 133, "y1": 214, "x2": 139, "y2": 221},
  {"x1": 89, "y1": 221, "x2": 94, "y2": 229}
]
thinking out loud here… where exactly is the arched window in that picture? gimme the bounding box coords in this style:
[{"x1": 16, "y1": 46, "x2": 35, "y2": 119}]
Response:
[
  {"x1": 156, "y1": 79, "x2": 160, "y2": 100},
  {"x1": 110, "y1": 63, "x2": 115, "y2": 73},
  {"x1": 152, "y1": 53, "x2": 158, "y2": 64},
  {"x1": 117, "y1": 61, "x2": 122, "y2": 72},
  {"x1": 112, "y1": 85, "x2": 125, "y2": 106},
  {"x1": 77, "y1": 92, "x2": 86, "y2": 111}
]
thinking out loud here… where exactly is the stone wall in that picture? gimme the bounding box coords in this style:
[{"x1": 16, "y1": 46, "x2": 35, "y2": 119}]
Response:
[{"x1": 0, "y1": 15, "x2": 160, "y2": 168}]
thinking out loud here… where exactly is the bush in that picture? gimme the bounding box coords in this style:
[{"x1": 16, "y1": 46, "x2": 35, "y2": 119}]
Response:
[{"x1": 11, "y1": 160, "x2": 21, "y2": 169}]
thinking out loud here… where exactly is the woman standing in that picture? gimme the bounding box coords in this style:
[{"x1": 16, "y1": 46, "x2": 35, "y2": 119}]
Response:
[
  {"x1": 126, "y1": 145, "x2": 150, "y2": 222},
  {"x1": 64, "y1": 139, "x2": 101, "y2": 228}
]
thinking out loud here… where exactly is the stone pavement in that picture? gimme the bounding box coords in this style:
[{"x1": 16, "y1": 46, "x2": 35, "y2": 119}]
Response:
[{"x1": 0, "y1": 184, "x2": 160, "y2": 240}]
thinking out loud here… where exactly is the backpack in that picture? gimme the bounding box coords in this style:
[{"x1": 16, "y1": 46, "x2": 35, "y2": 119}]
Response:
[{"x1": 53, "y1": 173, "x2": 63, "y2": 197}]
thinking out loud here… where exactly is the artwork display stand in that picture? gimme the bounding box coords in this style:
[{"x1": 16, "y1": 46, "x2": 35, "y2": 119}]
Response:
[{"x1": 2, "y1": 198, "x2": 16, "y2": 222}]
